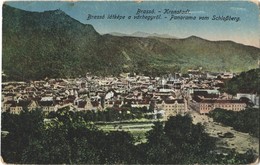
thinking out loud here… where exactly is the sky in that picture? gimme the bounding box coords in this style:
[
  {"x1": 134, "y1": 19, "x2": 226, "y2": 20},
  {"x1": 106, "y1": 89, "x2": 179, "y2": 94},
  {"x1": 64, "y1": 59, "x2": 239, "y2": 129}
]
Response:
[{"x1": 5, "y1": 1, "x2": 260, "y2": 48}]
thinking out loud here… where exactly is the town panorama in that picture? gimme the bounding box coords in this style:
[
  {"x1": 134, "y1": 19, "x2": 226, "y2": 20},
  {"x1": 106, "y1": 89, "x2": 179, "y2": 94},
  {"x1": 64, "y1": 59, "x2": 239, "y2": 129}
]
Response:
[
  {"x1": 1, "y1": 1, "x2": 260, "y2": 164},
  {"x1": 2, "y1": 69, "x2": 259, "y2": 164}
]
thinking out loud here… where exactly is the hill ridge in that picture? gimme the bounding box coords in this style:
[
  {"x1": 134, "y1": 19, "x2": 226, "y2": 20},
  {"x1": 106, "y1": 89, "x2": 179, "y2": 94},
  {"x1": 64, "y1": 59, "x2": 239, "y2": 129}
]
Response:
[{"x1": 3, "y1": 4, "x2": 260, "y2": 80}]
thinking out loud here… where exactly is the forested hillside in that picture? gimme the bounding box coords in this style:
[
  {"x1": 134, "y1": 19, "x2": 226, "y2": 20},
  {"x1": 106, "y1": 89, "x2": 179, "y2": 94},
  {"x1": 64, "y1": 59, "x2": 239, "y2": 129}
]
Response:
[
  {"x1": 3, "y1": 4, "x2": 260, "y2": 80},
  {"x1": 223, "y1": 68, "x2": 260, "y2": 95}
]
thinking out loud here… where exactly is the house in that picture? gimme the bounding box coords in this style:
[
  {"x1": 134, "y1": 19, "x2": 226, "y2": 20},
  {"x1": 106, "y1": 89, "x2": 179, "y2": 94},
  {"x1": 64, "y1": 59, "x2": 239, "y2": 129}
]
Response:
[
  {"x1": 2, "y1": 100, "x2": 15, "y2": 112},
  {"x1": 166, "y1": 79, "x2": 182, "y2": 89},
  {"x1": 105, "y1": 90, "x2": 115, "y2": 100},
  {"x1": 9, "y1": 100, "x2": 32, "y2": 114},
  {"x1": 206, "y1": 72, "x2": 218, "y2": 79},
  {"x1": 220, "y1": 72, "x2": 234, "y2": 79},
  {"x1": 76, "y1": 99, "x2": 87, "y2": 111},
  {"x1": 91, "y1": 100, "x2": 103, "y2": 111},
  {"x1": 28, "y1": 100, "x2": 38, "y2": 111},
  {"x1": 57, "y1": 103, "x2": 74, "y2": 111},
  {"x1": 38, "y1": 100, "x2": 55, "y2": 113},
  {"x1": 103, "y1": 99, "x2": 124, "y2": 109},
  {"x1": 131, "y1": 99, "x2": 150, "y2": 109},
  {"x1": 75, "y1": 98, "x2": 98, "y2": 111},
  {"x1": 103, "y1": 100, "x2": 113, "y2": 109},
  {"x1": 77, "y1": 98, "x2": 103, "y2": 111}
]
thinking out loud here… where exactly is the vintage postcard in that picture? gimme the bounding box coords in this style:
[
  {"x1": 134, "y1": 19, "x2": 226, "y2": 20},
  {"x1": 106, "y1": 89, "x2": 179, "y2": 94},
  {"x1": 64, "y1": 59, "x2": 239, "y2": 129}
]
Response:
[{"x1": 1, "y1": 0, "x2": 259, "y2": 164}]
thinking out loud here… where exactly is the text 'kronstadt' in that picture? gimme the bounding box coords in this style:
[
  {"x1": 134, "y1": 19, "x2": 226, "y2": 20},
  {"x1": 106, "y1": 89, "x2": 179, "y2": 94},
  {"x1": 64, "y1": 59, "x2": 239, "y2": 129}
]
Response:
[
  {"x1": 163, "y1": 9, "x2": 191, "y2": 15},
  {"x1": 136, "y1": 9, "x2": 190, "y2": 15}
]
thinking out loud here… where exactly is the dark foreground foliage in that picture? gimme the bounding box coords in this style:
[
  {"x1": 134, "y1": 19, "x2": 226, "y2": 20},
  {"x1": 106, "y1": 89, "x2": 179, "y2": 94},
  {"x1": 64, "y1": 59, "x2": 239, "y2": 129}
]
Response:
[
  {"x1": 1, "y1": 109, "x2": 258, "y2": 164},
  {"x1": 223, "y1": 68, "x2": 260, "y2": 95},
  {"x1": 209, "y1": 108, "x2": 259, "y2": 138}
]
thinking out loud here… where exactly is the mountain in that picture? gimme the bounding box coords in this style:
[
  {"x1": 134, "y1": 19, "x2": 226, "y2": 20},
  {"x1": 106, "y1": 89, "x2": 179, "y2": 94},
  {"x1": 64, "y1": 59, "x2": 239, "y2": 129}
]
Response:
[
  {"x1": 3, "y1": 4, "x2": 260, "y2": 80},
  {"x1": 149, "y1": 33, "x2": 177, "y2": 39},
  {"x1": 108, "y1": 31, "x2": 177, "y2": 39},
  {"x1": 107, "y1": 32, "x2": 129, "y2": 37},
  {"x1": 131, "y1": 31, "x2": 153, "y2": 38},
  {"x1": 131, "y1": 31, "x2": 177, "y2": 39}
]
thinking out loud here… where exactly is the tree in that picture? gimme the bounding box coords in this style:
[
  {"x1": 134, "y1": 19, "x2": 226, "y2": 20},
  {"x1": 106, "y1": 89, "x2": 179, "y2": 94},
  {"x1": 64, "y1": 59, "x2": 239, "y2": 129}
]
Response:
[
  {"x1": 21, "y1": 119, "x2": 71, "y2": 164},
  {"x1": 164, "y1": 115, "x2": 193, "y2": 145},
  {"x1": 144, "y1": 121, "x2": 170, "y2": 163},
  {"x1": 142, "y1": 114, "x2": 217, "y2": 164},
  {"x1": 164, "y1": 115, "x2": 206, "y2": 163},
  {"x1": 209, "y1": 108, "x2": 259, "y2": 137},
  {"x1": 107, "y1": 131, "x2": 136, "y2": 163},
  {"x1": 1, "y1": 109, "x2": 44, "y2": 163},
  {"x1": 146, "y1": 121, "x2": 168, "y2": 145},
  {"x1": 70, "y1": 137, "x2": 100, "y2": 164}
]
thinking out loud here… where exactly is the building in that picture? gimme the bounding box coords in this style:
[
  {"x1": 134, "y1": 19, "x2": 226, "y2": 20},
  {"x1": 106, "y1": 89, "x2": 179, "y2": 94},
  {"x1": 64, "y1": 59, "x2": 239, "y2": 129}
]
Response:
[
  {"x1": 38, "y1": 100, "x2": 55, "y2": 113},
  {"x1": 197, "y1": 99, "x2": 246, "y2": 114},
  {"x1": 2, "y1": 100, "x2": 15, "y2": 112},
  {"x1": 236, "y1": 93, "x2": 259, "y2": 107},
  {"x1": 9, "y1": 100, "x2": 32, "y2": 114},
  {"x1": 156, "y1": 99, "x2": 187, "y2": 120}
]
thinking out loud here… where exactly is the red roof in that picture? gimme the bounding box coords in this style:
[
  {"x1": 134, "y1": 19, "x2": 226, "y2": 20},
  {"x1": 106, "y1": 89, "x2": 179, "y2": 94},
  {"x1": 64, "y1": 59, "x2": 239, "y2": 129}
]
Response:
[{"x1": 200, "y1": 99, "x2": 246, "y2": 104}]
